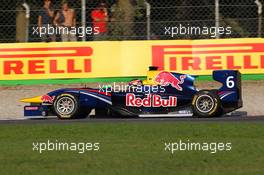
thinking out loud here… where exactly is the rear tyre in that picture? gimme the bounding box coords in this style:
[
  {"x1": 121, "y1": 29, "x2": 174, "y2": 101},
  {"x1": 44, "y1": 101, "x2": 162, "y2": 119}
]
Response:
[
  {"x1": 192, "y1": 90, "x2": 221, "y2": 117},
  {"x1": 53, "y1": 94, "x2": 80, "y2": 119}
]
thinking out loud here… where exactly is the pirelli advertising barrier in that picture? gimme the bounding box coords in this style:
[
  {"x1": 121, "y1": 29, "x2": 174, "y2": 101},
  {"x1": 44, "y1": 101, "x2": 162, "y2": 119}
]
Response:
[{"x1": 0, "y1": 38, "x2": 264, "y2": 81}]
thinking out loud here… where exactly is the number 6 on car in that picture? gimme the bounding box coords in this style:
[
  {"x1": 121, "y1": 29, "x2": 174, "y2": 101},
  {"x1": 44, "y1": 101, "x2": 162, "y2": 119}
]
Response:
[{"x1": 226, "y1": 76, "x2": 235, "y2": 88}]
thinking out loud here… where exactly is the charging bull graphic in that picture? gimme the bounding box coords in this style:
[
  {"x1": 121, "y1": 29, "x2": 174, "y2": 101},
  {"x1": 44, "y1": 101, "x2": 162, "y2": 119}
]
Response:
[
  {"x1": 155, "y1": 71, "x2": 186, "y2": 91},
  {"x1": 41, "y1": 95, "x2": 55, "y2": 103}
]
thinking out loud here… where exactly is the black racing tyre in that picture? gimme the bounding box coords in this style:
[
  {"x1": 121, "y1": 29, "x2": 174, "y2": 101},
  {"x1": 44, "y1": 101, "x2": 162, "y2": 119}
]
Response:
[
  {"x1": 192, "y1": 90, "x2": 221, "y2": 118},
  {"x1": 53, "y1": 94, "x2": 80, "y2": 119}
]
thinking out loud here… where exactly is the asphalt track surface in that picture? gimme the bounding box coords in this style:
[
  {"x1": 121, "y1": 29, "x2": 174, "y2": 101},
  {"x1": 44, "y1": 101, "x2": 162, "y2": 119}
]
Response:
[{"x1": 0, "y1": 115, "x2": 264, "y2": 124}]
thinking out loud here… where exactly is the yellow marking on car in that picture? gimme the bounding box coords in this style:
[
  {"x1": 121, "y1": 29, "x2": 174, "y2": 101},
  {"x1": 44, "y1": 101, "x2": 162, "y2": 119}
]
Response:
[
  {"x1": 20, "y1": 96, "x2": 42, "y2": 103},
  {"x1": 143, "y1": 70, "x2": 161, "y2": 85}
]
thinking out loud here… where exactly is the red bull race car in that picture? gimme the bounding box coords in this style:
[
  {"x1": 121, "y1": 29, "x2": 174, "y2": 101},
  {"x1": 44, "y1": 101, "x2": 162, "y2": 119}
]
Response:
[{"x1": 20, "y1": 67, "x2": 242, "y2": 119}]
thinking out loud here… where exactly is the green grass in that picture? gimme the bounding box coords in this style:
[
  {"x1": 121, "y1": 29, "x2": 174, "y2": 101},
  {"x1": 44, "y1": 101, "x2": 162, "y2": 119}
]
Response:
[
  {"x1": 0, "y1": 122, "x2": 263, "y2": 175},
  {"x1": 1, "y1": 74, "x2": 264, "y2": 86}
]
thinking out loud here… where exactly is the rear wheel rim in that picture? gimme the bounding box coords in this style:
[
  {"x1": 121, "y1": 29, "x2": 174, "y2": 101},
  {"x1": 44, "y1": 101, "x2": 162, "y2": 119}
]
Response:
[
  {"x1": 195, "y1": 95, "x2": 214, "y2": 113},
  {"x1": 56, "y1": 97, "x2": 75, "y2": 115}
]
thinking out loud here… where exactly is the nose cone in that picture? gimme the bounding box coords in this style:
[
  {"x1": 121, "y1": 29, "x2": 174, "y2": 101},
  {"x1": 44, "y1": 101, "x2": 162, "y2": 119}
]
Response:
[{"x1": 20, "y1": 96, "x2": 42, "y2": 103}]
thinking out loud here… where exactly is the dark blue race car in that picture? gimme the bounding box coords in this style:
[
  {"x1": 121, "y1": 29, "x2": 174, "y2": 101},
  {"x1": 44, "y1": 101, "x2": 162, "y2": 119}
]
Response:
[{"x1": 21, "y1": 67, "x2": 242, "y2": 119}]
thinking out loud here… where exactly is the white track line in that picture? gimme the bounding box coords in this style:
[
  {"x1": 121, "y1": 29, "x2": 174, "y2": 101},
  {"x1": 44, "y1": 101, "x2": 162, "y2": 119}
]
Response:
[{"x1": 0, "y1": 117, "x2": 26, "y2": 121}]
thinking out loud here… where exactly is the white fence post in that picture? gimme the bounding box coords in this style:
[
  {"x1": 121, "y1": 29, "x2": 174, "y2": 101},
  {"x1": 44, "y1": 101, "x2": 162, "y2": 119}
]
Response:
[
  {"x1": 255, "y1": 0, "x2": 263, "y2": 38},
  {"x1": 81, "y1": 0, "x2": 86, "y2": 41},
  {"x1": 215, "y1": 0, "x2": 220, "y2": 39},
  {"x1": 145, "y1": 0, "x2": 151, "y2": 40},
  {"x1": 22, "y1": 2, "x2": 30, "y2": 42}
]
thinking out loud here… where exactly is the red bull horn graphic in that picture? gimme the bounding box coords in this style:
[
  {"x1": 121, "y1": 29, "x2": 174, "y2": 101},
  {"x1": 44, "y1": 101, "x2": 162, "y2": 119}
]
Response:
[
  {"x1": 41, "y1": 95, "x2": 55, "y2": 103},
  {"x1": 154, "y1": 71, "x2": 186, "y2": 91}
]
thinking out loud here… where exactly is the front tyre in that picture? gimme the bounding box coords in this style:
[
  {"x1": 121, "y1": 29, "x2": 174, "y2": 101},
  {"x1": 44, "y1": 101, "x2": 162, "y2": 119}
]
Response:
[
  {"x1": 53, "y1": 94, "x2": 80, "y2": 119},
  {"x1": 192, "y1": 90, "x2": 221, "y2": 117}
]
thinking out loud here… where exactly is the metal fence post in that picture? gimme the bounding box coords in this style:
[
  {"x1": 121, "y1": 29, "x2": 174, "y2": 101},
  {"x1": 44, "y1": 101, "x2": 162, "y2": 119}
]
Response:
[
  {"x1": 81, "y1": 0, "x2": 86, "y2": 41},
  {"x1": 255, "y1": 0, "x2": 262, "y2": 38},
  {"x1": 22, "y1": 2, "x2": 30, "y2": 42},
  {"x1": 144, "y1": 0, "x2": 151, "y2": 40},
  {"x1": 215, "y1": 0, "x2": 220, "y2": 39}
]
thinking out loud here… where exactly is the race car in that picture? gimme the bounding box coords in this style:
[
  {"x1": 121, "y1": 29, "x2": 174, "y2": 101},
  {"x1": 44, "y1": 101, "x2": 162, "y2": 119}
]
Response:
[{"x1": 20, "y1": 67, "x2": 242, "y2": 119}]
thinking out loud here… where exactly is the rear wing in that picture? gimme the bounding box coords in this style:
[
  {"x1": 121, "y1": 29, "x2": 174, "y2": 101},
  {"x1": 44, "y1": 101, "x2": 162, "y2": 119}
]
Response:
[{"x1": 213, "y1": 70, "x2": 242, "y2": 108}]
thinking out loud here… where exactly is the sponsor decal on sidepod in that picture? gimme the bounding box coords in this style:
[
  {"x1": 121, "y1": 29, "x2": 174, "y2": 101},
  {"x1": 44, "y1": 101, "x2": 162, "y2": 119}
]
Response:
[{"x1": 126, "y1": 93, "x2": 177, "y2": 107}]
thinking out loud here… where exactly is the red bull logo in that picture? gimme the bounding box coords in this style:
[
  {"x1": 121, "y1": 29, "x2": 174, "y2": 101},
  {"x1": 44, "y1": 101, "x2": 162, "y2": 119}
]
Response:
[
  {"x1": 126, "y1": 93, "x2": 177, "y2": 107},
  {"x1": 155, "y1": 71, "x2": 186, "y2": 91},
  {"x1": 41, "y1": 95, "x2": 55, "y2": 103}
]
